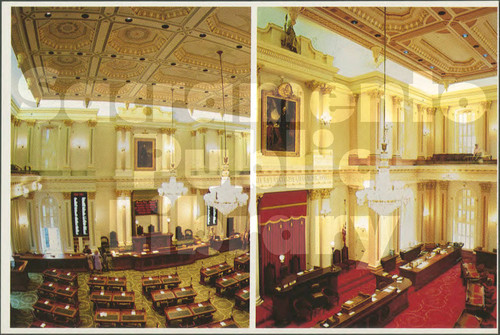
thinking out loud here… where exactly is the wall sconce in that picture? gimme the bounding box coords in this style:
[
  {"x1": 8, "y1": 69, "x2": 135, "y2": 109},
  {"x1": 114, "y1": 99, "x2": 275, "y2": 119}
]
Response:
[
  {"x1": 320, "y1": 111, "x2": 332, "y2": 125},
  {"x1": 22, "y1": 186, "x2": 29, "y2": 197},
  {"x1": 320, "y1": 198, "x2": 332, "y2": 216},
  {"x1": 492, "y1": 124, "x2": 498, "y2": 132},
  {"x1": 17, "y1": 137, "x2": 27, "y2": 149},
  {"x1": 279, "y1": 254, "x2": 285, "y2": 264},
  {"x1": 330, "y1": 241, "x2": 335, "y2": 250},
  {"x1": 423, "y1": 126, "x2": 430, "y2": 136}
]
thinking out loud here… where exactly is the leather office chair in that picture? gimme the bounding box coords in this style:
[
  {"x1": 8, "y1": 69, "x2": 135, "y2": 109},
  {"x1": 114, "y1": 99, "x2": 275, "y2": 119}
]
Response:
[
  {"x1": 322, "y1": 286, "x2": 339, "y2": 308},
  {"x1": 341, "y1": 246, "x2": 356, "y2": 271},
  {"x1": 100, "y1": 236, "x2": 109, "y2": 251},
  {"x1": 109, "y1": 231, "x2": 118, "y2": 248},
  {"x1": 293, "y1": 298, "x2": 313, "y2": 323},
  {"x1": 184, "y1": 229, "x2": 193, "y2": 239},
  {"x1": 333, "y1": 249, "x2": 348, "y2": 271},
  {"x1": 264, "y1": 263, "x2": 276, "y2": 296},
  {"x1": 290, "y1": 255, "x2": 300, "y2": 274},
  {"x1": 309, "y1": 283, "x2": 327, "y2": 312},
  {"x1": 175, "y1": 226, "x2": 184, "y2": 240}
]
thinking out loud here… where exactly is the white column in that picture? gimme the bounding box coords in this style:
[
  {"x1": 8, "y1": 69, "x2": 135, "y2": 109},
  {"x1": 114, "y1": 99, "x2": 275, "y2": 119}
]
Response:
[
  {"x1": 88, "y1": 193, "x2": 96, "y2": 248},
  {"x1": 88, "y1": 120, "x2": 96, "y2": 168},
  {"x1": 124, "y1": 127, "x2": 132, "y2": 171},
  {"x1": 115, "y1": 127, "x2": 123, "y2": 171},
  {"x1": 308, "y1": 190, "x2": 321, "y2": 267},
  {"x1": 63, "y1": 192, "x2": 74, "y2": 253}
]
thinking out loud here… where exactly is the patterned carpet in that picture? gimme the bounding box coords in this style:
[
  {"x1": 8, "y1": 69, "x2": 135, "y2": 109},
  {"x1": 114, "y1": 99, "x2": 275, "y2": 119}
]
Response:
[{"x1": 10, "y1": 249, "x2": 249, "y2": 328}]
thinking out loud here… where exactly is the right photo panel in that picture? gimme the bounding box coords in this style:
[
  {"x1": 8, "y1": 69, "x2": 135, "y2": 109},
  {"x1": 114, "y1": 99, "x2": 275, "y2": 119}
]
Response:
[{"x1": 256, "y1": 6, "x2": 498, "y2": 329}]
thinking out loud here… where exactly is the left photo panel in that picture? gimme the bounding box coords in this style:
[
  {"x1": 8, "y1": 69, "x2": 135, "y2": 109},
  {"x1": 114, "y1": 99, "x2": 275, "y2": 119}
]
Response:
[{"x1": 9, "y1": 6, "x2": 250, "y2": 329}]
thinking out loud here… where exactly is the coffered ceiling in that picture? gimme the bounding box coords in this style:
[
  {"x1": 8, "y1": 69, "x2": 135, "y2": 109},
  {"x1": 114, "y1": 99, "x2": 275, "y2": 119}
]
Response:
[
  {"x1": 11, "y1": 6, "x2": 250, "y2": 116},
  {"x1": 301, "y1": 7, "x2": 497, "y2": 84}
]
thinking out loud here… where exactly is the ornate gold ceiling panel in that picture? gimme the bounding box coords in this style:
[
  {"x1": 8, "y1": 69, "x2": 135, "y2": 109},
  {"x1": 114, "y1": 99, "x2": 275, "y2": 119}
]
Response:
[
  {"x1": 302, "y1": 7, "x2": 497, "y2": 83},
  {"x1": 11, "y1": 6, "x2": 250, "y2": 116}
]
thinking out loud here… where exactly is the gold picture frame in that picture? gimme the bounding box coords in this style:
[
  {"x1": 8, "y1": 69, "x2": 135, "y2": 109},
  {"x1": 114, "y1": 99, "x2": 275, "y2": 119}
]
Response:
[
  {"x1": 261, "y1": 83, "x2": 300, "y2": 156},
  {"x1": 134, "y1": 138, "x2": 156, "y2": 171}
]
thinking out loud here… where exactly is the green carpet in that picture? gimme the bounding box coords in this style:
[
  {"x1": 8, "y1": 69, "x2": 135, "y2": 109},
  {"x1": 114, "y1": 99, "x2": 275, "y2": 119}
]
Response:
[{"x1": 10, "y1": 249, "x2": 249, "y2": 328}]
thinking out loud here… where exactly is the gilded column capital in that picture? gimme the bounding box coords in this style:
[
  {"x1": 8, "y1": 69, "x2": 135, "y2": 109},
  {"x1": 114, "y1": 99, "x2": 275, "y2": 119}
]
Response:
[
  {"x1": 392, "y1": 95, "x2": 403, "y2": 105},
  {"x1": 62, "y1": 192, "x2": 72, "y2": 200},
  {"x1": 88, "y1": 192, "x2": 96, "y2": 200},
  {"x1": 27, "y1": 192, "x2": 35, "y2": 200},
  {"x1": 479, "y1": 182, "x2": 492, "y2": 194},
  {"x1": 367, "y1": 89, "x2": 384, "y2": 100},
  {"x1": 26, "y1": 120, "x2": 36, "y2": 127},
  {"x1": 417, "y1": 182, "x2": 426, "y2": 191},
  {"x1": 480, "y1": 100, "x2": 492, "y2": 111},
  {"x1": 87, "y1": 120, "x2": 97, "y2": 128},
  {"x1": 11, "y1": 116, "x2": 21, "y2": 127},
  {"x1": 160, "y1": 127, "x2": 176, "y2": 135},
  {"x1": 350, "y1": 94, "x2": 359, "y2": 105},
  {"x1": 308, "y1": 189, "x2": 323, "y2": 200},
  {"x1": 190, "y1": 130, "x2": 197, "y2": 137},
  {"x1": 319, "y1": 188, "x2": 332, "y2": 199},
  {"x1": 217, "y1": 129, "x2": 225, "y2": 136},
  {"x1": 438, "y1": 181, "x2": 449, "y2": 191},
  {"x1": 197, "y1": 128, "x2": 207, "y2": 134},
  {"x1": 241, "y1": 132, "x2": 249, "y2": 138},
  {"x1": 416, "y1": 104, "x2": 425, "y2": 114},
  {"x1": 115, "y1": 190, "x2": 132, "y2": 198},
  {"x1": 426, "y1": 107, "x2": 436, "y2": 115},
  {"x1": 63, "y1": 120, "x2": 74, "y2": 127},
  {"x1": 304, "y1": 80, "x2": 322, "y2": 91},
  {"x1": 425, "y1": 181, "x2": 436, "y2": 190},
  {"x1": 319, "y1": 84, "x2": 335, "y2": 95}
]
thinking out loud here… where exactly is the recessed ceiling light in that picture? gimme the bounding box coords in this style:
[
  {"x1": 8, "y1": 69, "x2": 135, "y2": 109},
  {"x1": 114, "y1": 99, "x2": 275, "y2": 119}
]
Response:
[
  {"x1": 126, "y1": 80, "x2": 131, "y2": 83},
  {"x1": 111, "y1": 54, "x2": 116, "y2": 58},
  {"x1": 55, "y1": 92, "x2": 59, "y2": 95},
  {"x1": 117, "y1": 96, "x2": 121, "y2": 98},
  {"x1": 162, "y1": 24, "x2": 169, "y2": 29},
  {"x1": 48, "y1": 51, "x2": 54, "y2": 55},
  {"x1": 45, "y1": 12, "x2": 52, "y2": 18},
  {"x1": 139, "y1": 97, "x2": 143, "y2": 100},
  {"x1": 81, "y1": 14, "x2": 89, "y2": 19},
  {"x1": 52, "y1": 76, "x2": 57, "y2": 79},
  {"x1": 125, "y1": 17, "x2": 133, "y2": 23},
  {"x1": 462, "y1": 34, "x2": 468, "y2": 38},
  {"x1": 75, "y1": 93, "x2": 79, "y2": 96},
  {"x1": 483, "y1": 54, "x2": 488, "y2": 57},
  {"x1": 492, "y1": 62, "x2": 497, "y2": 65},
  {"x1": 203, "y1": 69, "x2": 208, "y2": 72},
  {"x1": 418, "y1": 59, "x2": 423, "y2": 62},
  {"x1": 351, "y1": 20, "x2": 358, "y2": 24},
  {"x1": 77, "y1": 52, "x2": 83, "y2": 56},
  {"x1": 240, "y1": 98, "x2": 243, "y2": 101},
  {"x1": 199, "y1": 33, "x2": 206, "y2": 38},
  {"x1": 205, "y1": 91, "x2": 209, "y2": 93},
  {"x1": 151, "y1": 83, "x2": 156, "y2": 85},
  {"x1": 231, "y1": 75, "x2": 236, "y2": 79},
  {"x1": 236, "y1": 45, "x2": 243, "y2": 49},
  {"x1": 170, "y1": 62, "x2": 176, "y2": 66},
  {"x1": 403, "y1": 50, "x2": 409, "y2": 54},
  {"x1": 103, "y1": 78, "x2": 107, "y2": 81},
  {"x1": 97, "y1": 94, "x2": 101, "y2": 97},
  {"x1": 430, "y1": 66, "x2": 434, "y2": 69},
  {"x1": 375, "y1": 34, "x2": 381, "y2": 37},
  {"x1": 473, "y1": 45, "x2": 479, "y2": 48},
  {"x1": 438, "y1": 11, "x2": 446, "y2": 15},
  {"x1": 75, "y1": 76, "x2": 80, "y2": 80},
  {"x1": 441, "y1": 72, "x2": 445, "y2": 75},
  {"x1": 139, "y1": 57, "x2": 145, "y2": 61},
  {"x1": 180, "y1": 87, "x2": 184, "y2": 89}
]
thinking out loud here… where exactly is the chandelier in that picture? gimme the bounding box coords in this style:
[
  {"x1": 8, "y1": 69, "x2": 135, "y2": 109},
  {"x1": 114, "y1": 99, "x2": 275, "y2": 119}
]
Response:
[
  {"x1": 204, "y1": 50, "x2": 248, "y2": 216},
  {"x1": 356, "y1": 7, "x2": 411, "y2": 216},
  {"x1": 158, "y1": 88, "x2": 187, "y2": 205}
]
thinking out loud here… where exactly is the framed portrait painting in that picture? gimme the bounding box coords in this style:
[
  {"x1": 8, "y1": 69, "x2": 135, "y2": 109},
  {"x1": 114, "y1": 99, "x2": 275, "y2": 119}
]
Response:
[
  {"x1": 134, "y1": 138, "x2": 156, "y2": 171},
  {"x1": 261, "y1": 83, "x2": 300, "y2": 156}
]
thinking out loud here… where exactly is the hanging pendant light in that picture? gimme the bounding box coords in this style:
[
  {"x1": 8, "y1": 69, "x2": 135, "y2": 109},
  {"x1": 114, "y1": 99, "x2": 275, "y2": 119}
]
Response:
[
  {"x1": 356, "y1": 7, "x2": 412, "y2": 216},
  {"x1": 158, "y1": 88, "x2": 187, "y2": 205},
  {"x1": 204, "y1": 50, "x2": 248, "y2": 216}
]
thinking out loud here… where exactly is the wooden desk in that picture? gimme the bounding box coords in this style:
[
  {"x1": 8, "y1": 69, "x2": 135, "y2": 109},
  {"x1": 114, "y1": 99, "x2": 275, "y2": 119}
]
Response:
[
  {"x1": 204, "y1": 317, "x2": 239, "y2": 328},
  {"x1": 160, "y1": 273, "x2": 181, "y2": 288},
  {"x1": 90, "y1": 290, "x2": 113, "y2": 309},
  {"x1": 94, "y1": 308, "x2": 121, "y2": 327},
  {"x1": 215, "y1": 275, "x2": 240, "y2": 296},
  {"x1": 120, "y1": 309, "x2": 147, "y2": 327},
  {"x1": 399, "y1": 244, "x2": 422, "y2": 263},
  {"x1": 372, "y1": 271, "x2": 400, "y2": 290},
  {"x1": 200, "y1": 262, "x2": 233, "y2": 285},
  {"x1": 234, "y1": 252, "x2": 250, "y2": 272},
  {"x1": 466, "y1": 282, "x2": 485, "y2": 313},
  {"x1": 399, "y1": 246, "x2": 461, "y2": 290},
  {"x1": 210, "y1": 235, "x2": 242, "y2": 252},
  {"x1": 380, "y1": 254, "x2": 398, "y2": 272},
  {"x1": 52, "y1": 302, "x2": 80, "y2": 326},
  {"x1": 165, "y1": 305, "x2": 194, "y2": 327},
  {"x1": 41, "y1": 283, "x2": 78, "y2": 305},
  {"x1": 235, "y1": 286, "x2": 249, "y2": 310},
  {"x1": 474, "y1": 248, "x2": 497, "y2": 270},
  {"x1": 30, "y1": 320, "x2": 65, "y2": 328},
  {"x1": 106, "y1": 277, "x2": 127, "y2": 291},
  {"x1": 33, "y1": 298, "x2": 56, "y2": 318},
  {"x1": 151, "y1": 289, "x2": 176, "y2": 309},
  {"x1": 43, "y1": 268, "x2": 78, "y2": 286},
  {"x1": 272, "y1": 266, "x2": 341, "y2": 325},
  {"x1": 15, "y1": 253, "x2": 87, "y2": 272},
  {"x1": 461, "y1": 263, "x2": 480, "y2": 282},
  {"x1": 141, "y1": 276, "x2": 163, "y2": 296},
  {"x1": 11, "y1": 260, "x2": 29, "y2": 291},
  {"x1": 132, "y1": 232, "x2": 172, "y2": 253},
  {"x1": 112, "y1": 291, "x2": 135, "y2": 309},
  {"x1": 172, "y1": 286, "x2": 197, "y2": 304},
  {"x1": 188, "y1": 300, "x2": 217, "y2": 324},
  {"x1": 315, "y1": 277, "x2": 412, "y2": 328},
  {"x1": 88, "y1": 275, "x2": 107, "y2": 291}
]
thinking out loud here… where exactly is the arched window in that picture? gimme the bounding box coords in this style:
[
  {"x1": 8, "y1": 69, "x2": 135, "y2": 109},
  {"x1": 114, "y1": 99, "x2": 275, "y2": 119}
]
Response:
[
  {"x1": 453, "y1": 188, "x2": 476, "y2": 249},
  {"x1": 40, "y1": 196, "x2": 62, "y2": 254},
  {"x1": 455, "y1": 109, "x2": 476, "y2": 154}
]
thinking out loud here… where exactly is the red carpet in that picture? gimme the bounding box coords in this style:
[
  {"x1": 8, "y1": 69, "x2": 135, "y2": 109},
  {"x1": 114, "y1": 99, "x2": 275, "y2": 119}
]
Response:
[{"x1": 256, "y1": 263, "x2": 497, "y2": 328}]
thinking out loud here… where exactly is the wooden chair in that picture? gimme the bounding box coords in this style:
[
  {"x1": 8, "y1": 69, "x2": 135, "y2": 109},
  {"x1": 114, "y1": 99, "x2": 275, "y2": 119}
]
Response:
[
  {"x1": 309, "y1": 283, "x2": 327, "y2": 312},
  {"x1": 293, "y1": 298, "x2": 312, "y2": 323},
  {"x1": 322, "y1": 286, "x2": 339, "y2": 308},
  {"x1": 333, "y1": 249, "x2": 348, "y2": 271},
  {"x1": 264, "y1": 263, "x2": 276, "y2": 296},
  {"x1": 341, "y1": 246, "x2": 356, "y2": 271},
  {"x1": 184, "y1": 229, "x2": 193, "y2": 239},
  {"x1": 290, "y1": 255, "x2": 300, "y2": 274}
]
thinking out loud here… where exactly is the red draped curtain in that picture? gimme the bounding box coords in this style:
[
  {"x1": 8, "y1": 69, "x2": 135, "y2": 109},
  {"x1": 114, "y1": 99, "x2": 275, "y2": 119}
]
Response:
[{"x1": 258, "y1": 191, "x2": 307, "y2": 293}]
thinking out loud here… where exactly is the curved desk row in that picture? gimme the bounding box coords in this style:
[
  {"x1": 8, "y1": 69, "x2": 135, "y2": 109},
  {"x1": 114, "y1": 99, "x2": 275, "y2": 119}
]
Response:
[{"x1": 14, "y1": 244, "x2": 210, "y2": 272}]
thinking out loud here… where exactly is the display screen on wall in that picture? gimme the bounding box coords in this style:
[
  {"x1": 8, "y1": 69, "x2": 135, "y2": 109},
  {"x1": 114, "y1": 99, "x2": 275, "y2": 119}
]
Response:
[
  {"x1": 134, "y1": 200, "x2": 158, "y2": 216},
  {"x1": 71, "y1": 192, "x2": 89, "y2": 237},
  {"x1": 207, "y1": 206, "x2": 218, "y2": 226}
]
